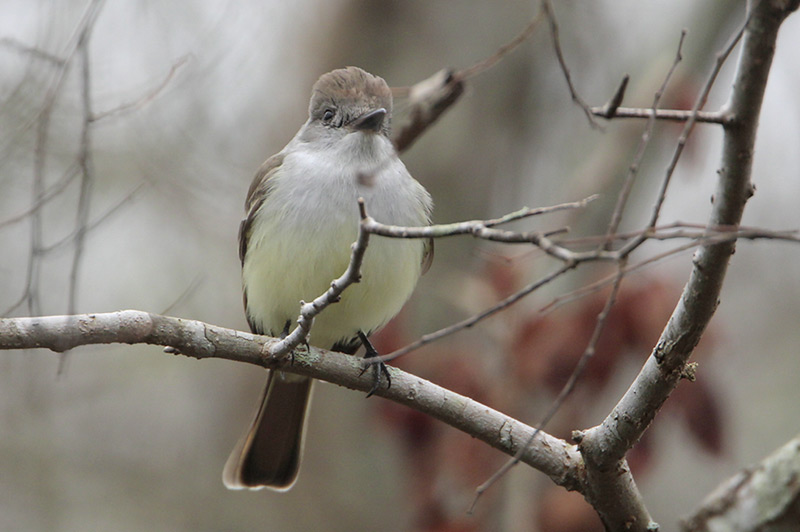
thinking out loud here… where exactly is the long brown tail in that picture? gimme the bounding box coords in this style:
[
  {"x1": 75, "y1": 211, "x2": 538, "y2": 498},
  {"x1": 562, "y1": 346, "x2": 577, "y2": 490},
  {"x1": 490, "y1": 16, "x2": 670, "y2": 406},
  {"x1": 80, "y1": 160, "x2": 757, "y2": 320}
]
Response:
[{"x1": 222, "y1": 371, "x2": 313, "y2": 490}]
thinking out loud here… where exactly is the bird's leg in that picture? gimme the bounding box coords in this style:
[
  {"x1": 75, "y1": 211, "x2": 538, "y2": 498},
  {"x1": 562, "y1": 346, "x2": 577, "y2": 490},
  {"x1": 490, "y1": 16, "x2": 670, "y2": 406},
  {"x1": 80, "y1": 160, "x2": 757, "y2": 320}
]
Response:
[
  {"x1": 358, "y1": 331, "x2": 390, "y2": 397},
  {"x1": 280, "y1": 320, "x2": 296, "y2": 365}
]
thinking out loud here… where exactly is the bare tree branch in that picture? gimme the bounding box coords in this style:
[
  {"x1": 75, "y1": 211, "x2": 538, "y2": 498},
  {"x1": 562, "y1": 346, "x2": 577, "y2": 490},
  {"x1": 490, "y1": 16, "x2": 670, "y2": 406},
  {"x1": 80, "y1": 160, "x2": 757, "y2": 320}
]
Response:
[
  {"x1": 68, "y1": 24, "x2": 96, "y2": 316},
  {"x1": 0, "y1": 163, "x2": 80, "y2": 230},
  {"x1": 380, "y1": 263, "x2": 575, "y2": 364},
  {"x1": 63, "y1": 4, "x2": 104, "y2": 374},
  {"x1": 392, "y1": 69, "x2": 465, "y2": 154},
  {"x1": 10, "y1": 0, "x2": 106, "y2": 319},
  {"x1": 38, "y1": 184, "x2": 143, "y2": 254},
  {"x1": 367, "y1": 192, "x2": 799, "y2": 372},
  {"x1": 364, "y1": 203, "x2": 798, "y2": 264},
  {"x1": 471, "y1": 262, "x2": 630, "y2": 512},
  {"x1": 91, "y1": 55, "x2": 190, "y2": 122},
  {"x1": 0, "y1": 37, "x2": 66, "y2": 65},
  {"x1": 542, "y1": 0, "x2": 601, "y2": 129},
  {"x1": 457, "y1": 7, "x2": 545, "y2": 80},
  {"x1": 578, "y1": 2, "x2": 799, "y2": 529},
  {"x1": 604, "y1": 30, "x2": 687, "y2": 248},
  {"x1": 378, "y1": 222, "x2": 799, "y2": 368},
  {"x1": 592, "y1": 106, "x2": 730, "y2": 125},
  {"x1": 681, "y1": 434, "x2": 800, "y2": 532},
  {"x1": 2, "y1": 2, "x2": 799, "y2": 531},
  {"x1": 593, "y1": 74, "x2": 629, "y2": 119},
  {"x1": 617, "y1": 10, "x2": 751, "y2": 262},
  {"x1": 392, "y1": 6, "x2": 545, "y2": 153},
  {"x1": 0, "y1": 310, "x2": 583, "y2": 493}
]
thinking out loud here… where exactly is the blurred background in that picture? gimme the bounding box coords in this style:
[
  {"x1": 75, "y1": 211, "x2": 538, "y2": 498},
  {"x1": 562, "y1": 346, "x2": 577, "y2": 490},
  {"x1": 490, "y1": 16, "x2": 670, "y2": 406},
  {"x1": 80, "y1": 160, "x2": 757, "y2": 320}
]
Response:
[{"x1": 1, "y1": 1, "x2": 799, "y2": 531}]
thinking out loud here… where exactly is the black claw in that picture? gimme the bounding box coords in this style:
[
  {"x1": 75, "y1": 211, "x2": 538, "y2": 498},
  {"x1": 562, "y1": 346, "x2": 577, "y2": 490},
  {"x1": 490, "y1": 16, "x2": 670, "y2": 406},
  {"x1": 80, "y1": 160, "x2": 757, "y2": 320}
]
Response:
[
  {"x1": 363, "y1": 359, "x2": 391, "y2": 398},
  {"x1": 358, "y1": 331, "x2": 390, "y2": 397}
]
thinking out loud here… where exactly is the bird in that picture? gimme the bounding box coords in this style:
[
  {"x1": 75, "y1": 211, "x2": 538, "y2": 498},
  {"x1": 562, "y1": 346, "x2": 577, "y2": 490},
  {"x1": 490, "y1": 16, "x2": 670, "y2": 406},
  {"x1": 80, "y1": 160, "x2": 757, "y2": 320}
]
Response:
[{"x1": 223, "y1": 66, "x2": 433, "y2": 491}]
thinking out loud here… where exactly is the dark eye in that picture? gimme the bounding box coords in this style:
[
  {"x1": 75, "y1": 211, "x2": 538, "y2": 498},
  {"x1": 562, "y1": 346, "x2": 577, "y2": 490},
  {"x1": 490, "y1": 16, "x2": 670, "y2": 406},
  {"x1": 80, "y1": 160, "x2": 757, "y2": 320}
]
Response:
[{"x1": 322, "y1": 109, "x2": 335, "y2": 124}]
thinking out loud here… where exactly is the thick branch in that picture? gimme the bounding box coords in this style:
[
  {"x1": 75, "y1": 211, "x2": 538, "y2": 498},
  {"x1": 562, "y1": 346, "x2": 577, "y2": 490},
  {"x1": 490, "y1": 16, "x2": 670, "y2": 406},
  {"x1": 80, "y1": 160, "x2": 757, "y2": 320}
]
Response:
[
  {"x1": 0, "y1": 310, "x2": 582, "y2": 491},
  {"x1": 682, "y1": 435, "x2": 800, "y2": 532},
  {"x1": 392, "y1": 69, "x2": 465, "y2": 153},
  {"x1": 578, "y1": 2, "x2": 799, "y2": 529}
]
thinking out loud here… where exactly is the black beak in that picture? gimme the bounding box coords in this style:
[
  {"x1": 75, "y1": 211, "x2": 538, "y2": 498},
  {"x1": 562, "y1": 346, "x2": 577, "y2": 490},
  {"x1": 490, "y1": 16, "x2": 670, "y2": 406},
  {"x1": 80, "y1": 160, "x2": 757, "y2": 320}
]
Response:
[{"x1": 352, "y1": 108, "x2": 386, "y2": 133}]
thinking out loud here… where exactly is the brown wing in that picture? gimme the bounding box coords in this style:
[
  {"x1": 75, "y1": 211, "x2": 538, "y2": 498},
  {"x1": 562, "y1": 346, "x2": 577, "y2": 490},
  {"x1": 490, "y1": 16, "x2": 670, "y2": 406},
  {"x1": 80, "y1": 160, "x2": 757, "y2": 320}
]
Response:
[
  {"x1": 238, "y1": 152, "x2": 285, "y2": 265},
  {"x1": 421, "y1": 237, "x2": 434, "y2": 275}
]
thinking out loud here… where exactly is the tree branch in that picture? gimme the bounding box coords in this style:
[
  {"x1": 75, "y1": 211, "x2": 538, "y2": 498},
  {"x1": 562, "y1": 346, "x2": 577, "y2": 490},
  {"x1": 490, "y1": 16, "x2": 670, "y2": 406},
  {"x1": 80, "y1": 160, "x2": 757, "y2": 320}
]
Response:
[
  {"x1": 392, "y1": 69, "x2": 465, "y2": 154},
  {"x1": 591, "y1": 106, "x2": 730, "y2": 125},
  {"x1": 0, "y1": 310, "x2": 583, "y2": 492},
  {"x1": 578, "y1": 1, "x2": 799, "y2": 529},
  {"x1": 604, "y1": 30, "x2": 686, "y2": 248},
  {"x1": 681, "y1": 434, "x2": 800, "y2": 532},
  {"x1": 542, "y1": 0, "x2": 600, "y2": 128},
  {"x1": 3, "y1": 3, "x2": 799, "y2": 530},
  {"x1": 9, "y1": 0, "x2": 105, "y2": 320},
  {"x1": 392, "y1": 6, "x2": 545, "y2": 153},
  {"x1": 471, "y1": 262, "x2": 629, "y2": 511}
]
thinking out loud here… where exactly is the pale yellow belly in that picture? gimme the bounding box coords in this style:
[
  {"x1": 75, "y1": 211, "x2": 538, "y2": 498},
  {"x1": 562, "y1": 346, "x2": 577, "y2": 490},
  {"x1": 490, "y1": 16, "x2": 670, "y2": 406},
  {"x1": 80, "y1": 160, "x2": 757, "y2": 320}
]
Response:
[{"x1": 242, "y1": 217, "x2": 423, "y2": 349}]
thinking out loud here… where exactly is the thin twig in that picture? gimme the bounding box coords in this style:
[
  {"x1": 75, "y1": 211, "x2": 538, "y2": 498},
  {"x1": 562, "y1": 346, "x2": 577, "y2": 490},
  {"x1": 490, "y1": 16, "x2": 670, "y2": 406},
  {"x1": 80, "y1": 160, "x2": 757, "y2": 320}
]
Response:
[
  {"x1": 604, "y1": 30, "x2": 687, "y2": 249},
  {"x1": 542, "y1": 0, "x2": 600, "y2": 129},
  {"x1": 392, "y1": 7, "x2": 545, "y2": 152},
  {"x1": 470, "y1": 31, "x2": 690, "y2": 499},
  {"x1": 619, "y1": 15, "x2": 750, "y2": 258},
  {"x1": 60, "y1": 21, "x2": 100, "y2": 373},
  {"x1": 542, "y1": 226, "x2": 793, "y2": 315},
  {"x1": 0, "y1": 37, "x2": 65, "y2": 65},
  {"x1": 592, "y1": 106, "x2": 729, "y2": 124},
  {"x1": 92, "y1": 55, "x2": 190, "y2": 122},
  {"x1": 40, "y1": 184, "x2": 142, "y2": 253},
  {"x1": 0, "y1": 163, "x2": 80, "y2": 230},
  {"x1": 593, "y1": 75, "x2": 629, "y2": 119},
  {"x1": 367, "y1": 196, "x2": 596, "y2": 236},
  {"x1": 562, "y1": 222, "x2": 798, "y2": 246},
  {"x1": 19, "y1": 0, "x2": 106, "y2": 318},
  {"x1": 459, "y1": 7, "x2": 546, "y2": 80},
  {"x1": 470, "y1": 262, "x2": 627, "y2": 512},
  {"x1": 269, "y1": 198, "x2": 373, "y2": 357},
  {"x1": 377, "y1": 264, "x2": 574, "y2": 364},
  {"x1": 160, "y1": 275, "x2": 205, "y2": 316},
  {"x1": 375, "y1": 221, "x2": 798, "y2": 367},
  {"x1": 363, "y1": 196, "x2": 608, "y2": 263}
]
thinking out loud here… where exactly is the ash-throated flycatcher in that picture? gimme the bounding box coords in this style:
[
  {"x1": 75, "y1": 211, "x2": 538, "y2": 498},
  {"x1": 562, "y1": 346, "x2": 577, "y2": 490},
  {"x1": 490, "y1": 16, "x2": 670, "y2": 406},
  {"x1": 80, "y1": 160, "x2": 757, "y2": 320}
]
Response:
[{"x1": 223, "y1": 67, "x2": 433, "y2": 491}]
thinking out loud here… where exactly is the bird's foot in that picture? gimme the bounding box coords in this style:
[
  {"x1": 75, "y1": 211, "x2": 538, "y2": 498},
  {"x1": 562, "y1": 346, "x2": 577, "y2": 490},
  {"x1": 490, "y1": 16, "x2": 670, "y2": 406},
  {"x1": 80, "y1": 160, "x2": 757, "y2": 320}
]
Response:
[{"x1": 358, "y1": 331, "x2": 391, "y2": 398}]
